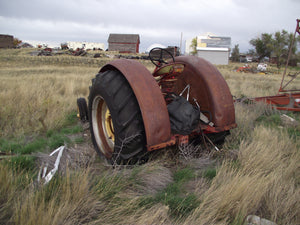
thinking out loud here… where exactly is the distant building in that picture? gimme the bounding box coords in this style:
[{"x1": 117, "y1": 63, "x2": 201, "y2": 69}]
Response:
[
  {"x1": 18, "y1": 42, "x2": 33, "y2": 48},
  {"x1": 108, "y1": 34, "x2": 140, "y2": 53},
  {"x1": 67, "y1": 41, "x2": 105, "y2": 50},
  {"x1": 185, "y1": 33, "x2": 231, "y2": 65},
  {"x1": 0, "y1": 34, "x2": 14, "y2": 48}
]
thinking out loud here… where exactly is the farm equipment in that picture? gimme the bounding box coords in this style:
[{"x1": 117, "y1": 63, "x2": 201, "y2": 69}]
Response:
[
  {"x1": 38, "y1": 47, "x2": 52, "y2": 56},
  {"x1": 236, "y1": 63, "x2": 268, "y2": 74},
  {"x1": 238, "y1": 19, "x2": 300, "y2": 112},
  {"x1": 78, "y1": 47, "x2": 237, "y2": 164}
]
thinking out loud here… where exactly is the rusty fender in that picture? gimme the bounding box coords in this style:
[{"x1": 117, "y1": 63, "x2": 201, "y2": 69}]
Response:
[
  {"x1": 173, "y1": 56, "x2": 236, "y2": 130},
  {"x1": 100, "y1": 59, "x2": 172, "y2": 150}
]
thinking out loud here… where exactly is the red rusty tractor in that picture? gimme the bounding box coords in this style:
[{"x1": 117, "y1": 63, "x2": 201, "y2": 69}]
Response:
[{"x1": 81, "y1": 48, "x2": 236, "y2": 164}]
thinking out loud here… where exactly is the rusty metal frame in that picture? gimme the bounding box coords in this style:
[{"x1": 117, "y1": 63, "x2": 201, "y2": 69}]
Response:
[
  {"x1": 279, "y1": 19, "x2": 300, "y2": 93},
  {"x1": 252, "y1": 92, "x2": 300, "y2": 112},
  {"x1": 100, "y1": 59, "x2": 172, "y2": 151}
]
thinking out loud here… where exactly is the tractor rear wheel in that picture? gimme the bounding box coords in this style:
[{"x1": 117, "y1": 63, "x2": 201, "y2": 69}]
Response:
[{"x1": 88, "y1": 70, "x2": 147, "y2": 164}]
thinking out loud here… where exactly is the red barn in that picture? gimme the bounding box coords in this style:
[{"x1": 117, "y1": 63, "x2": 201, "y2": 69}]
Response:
[
  {"x1": 108, "y1": 34, "x2": 140, "y2": 53},
  {"x1": 0, "y1": 34, "x2": 13, "y2": 48}
]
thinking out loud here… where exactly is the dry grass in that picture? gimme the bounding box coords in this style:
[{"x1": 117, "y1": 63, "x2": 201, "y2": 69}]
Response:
[
  {"x1": 0, "y1": 49, "x2": 300, "y2": 224},
  {"x1": 0, "y1": 49, "x2": 155, "y2": 137},
  {"x1": 0, "y1": 65, "x2": 96, "y2": 136},
  {"x1": 183, "y1": 125, "x2": 299, "y2": 224},
  {"x1": 218, "y1": 64, "x2": 300, "y2": 98},
  {"x1": 0, "y1": 163, "x2": 31, "y2": 223},
  {"x1": 10, "y1": 164, "x2": 175, "y2": 225},
  {"x1": 0, "y1": 49, "x2": 298, "y2": 138}
]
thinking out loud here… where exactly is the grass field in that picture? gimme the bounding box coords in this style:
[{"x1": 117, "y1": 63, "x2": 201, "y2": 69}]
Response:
[{"x1": 0, "y1": 48, "x2": 299, "y2": 224}]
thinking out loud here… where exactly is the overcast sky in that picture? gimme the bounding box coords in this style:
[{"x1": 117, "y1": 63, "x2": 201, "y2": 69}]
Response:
[{"x1": 0, "y1": 0, "x2": 299, "y2": 53}]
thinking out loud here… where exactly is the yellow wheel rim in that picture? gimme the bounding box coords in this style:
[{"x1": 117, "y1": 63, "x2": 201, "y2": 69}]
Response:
[
  {"x1": 77, "y1": 106, "x2": 80, "y2": 118},
  {"x1": 92, "y1": 96, "x2": 114, "y2": 157},
  {"x1": 104, "y1": 108, "x2": 114, "y2": 142}
]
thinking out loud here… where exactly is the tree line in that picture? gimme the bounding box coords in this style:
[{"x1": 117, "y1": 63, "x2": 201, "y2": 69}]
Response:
[{"x1": 231, "y1": 30, "x2": 300, "y2": 67}]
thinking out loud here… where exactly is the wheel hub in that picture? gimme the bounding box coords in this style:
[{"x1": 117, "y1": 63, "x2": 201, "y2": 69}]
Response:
[
  {"x1": 91, "y1": 95, "x2": 114, "y2": 157},
  {"x1": 104, "y1": 108, "x2": 114, "y2": 142}
]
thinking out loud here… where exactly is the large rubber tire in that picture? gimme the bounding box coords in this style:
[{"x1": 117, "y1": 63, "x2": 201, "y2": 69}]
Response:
[
  {"x1": 77, "y1": 98, "x2": 89, "y2": 122},
  {"x1": 88, "y1": 70, "x2": 147, "y2": 165}
]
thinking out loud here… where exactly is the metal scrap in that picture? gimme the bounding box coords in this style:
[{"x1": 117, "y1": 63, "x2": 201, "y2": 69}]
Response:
[{"x1": 37, "y1": 146, "x2": 65, "y2": 185}]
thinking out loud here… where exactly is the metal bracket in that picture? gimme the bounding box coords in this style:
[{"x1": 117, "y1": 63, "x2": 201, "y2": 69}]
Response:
[
  {"x1": 193, "y1": 98, "x2": 214, "y2": 127},
  {"x1": 179, "y1": 84, "x2": 190, "y2": 101}
]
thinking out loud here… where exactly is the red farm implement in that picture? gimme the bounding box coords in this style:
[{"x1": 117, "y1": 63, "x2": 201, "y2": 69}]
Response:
[{"x1": 242, "y1": 19, "x2": 300, "y2": 112}]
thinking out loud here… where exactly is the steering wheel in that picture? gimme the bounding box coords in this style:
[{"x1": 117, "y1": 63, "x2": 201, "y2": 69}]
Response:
[{"x1": 149, "y1": 47, "x2": 175, "y2": 67}]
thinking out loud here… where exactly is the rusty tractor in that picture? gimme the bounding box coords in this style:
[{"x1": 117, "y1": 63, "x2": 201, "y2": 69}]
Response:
[{"x1": 78, "y1": 48, "x2": 237, "y2": 164}]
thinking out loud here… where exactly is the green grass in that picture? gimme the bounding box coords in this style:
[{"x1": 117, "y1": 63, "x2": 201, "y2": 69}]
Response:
[
  {"x1": 0, "y1": 138, "x2": 23, "y2": 153},
  {"x1": 93, "y1": 173, "x2": 126, "y2": 201},
  {"x1": 202, "y1": 168, "x2": 217, "y2": 180},
  {"x1": 0, "y1": 137, "x2": 47, "y2": 154},
  {"x1": 230, "y1": 212, "x2": 247, "y2": 225},
  {"x1": 161, "y1": 191, "x2": 199, "y2": 220},
  {"x1": 0, "y1": 112, "x2": 84, "y2": 171},
  {"x1": 0, "y1": 112, "x2": 83, "y2": 155},
  {"x1": 0, "y1": 163, "x2": 33, "y2": 223},
  {"x1": 39, "y1": 174, "x2": 66, "y2": 203},
  {"x1": 287, "y1": 127, "x2": 300, "y2": 140},
  {"x1": 255, "y1": 112, "x2": 300, "y2": 140},
  {"x1": 5, "y1": 155, "x2": 37, "y2": 172},
  {"x1": 19, "y1": 138, "x2": 48, "y2": 155},
  {"x1": 60, "y1": 125, "x2": 83, "y2": 134},
  {"x1": 255, "y1": 114, "x2": 282, "y2": 127},
  {"x1": 63, "y1": 111, "x2": 79, "y2": 127},
  {"x1": 285, "y1": 112, "x2": 300, "y2": 140},
  {"x1": 0, "y1": 132, "x2": 69, "y2": 155},
  {"x1": 47, "y1": 133, "x2": 70, "y2": 149},
  {"x1": 174, "y1": 167, "x2": 195, "y2": 183},
  {"x1": 139, "y1": 168, "x2": 199, "y2": 220}
]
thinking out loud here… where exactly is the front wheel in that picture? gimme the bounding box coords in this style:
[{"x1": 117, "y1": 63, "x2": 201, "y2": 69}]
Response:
[{"x1": 88, "y1": 70, "x2": 147, "y2": 164}]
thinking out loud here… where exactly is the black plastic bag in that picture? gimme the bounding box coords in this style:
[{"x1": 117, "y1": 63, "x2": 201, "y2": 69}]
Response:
[{"x1": 167, "y1": 96, "x2": 200, "y2": 135}]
